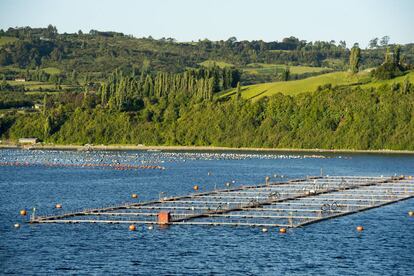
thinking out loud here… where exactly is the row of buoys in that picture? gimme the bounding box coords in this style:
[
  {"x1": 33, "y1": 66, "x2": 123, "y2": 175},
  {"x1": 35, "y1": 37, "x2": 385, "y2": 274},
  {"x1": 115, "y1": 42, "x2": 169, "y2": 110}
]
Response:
[
  {"x1": 129, "y1": 224, "x2": 154, "y2": 231},
  {"x1": 19, "y1": 204, "x2": 62, "y2": 216},
  {"x1": 159, "y1": 152, "x2": 328, "y2": 161},
  {"x1": 0, "y1": 161, "x2": 165, "y2": 171},
  {"x1": 261, "y1": 227, "x2": 287, "y2": 233},
  {"x1": 194, "y1": 180, "x2": 237, "y2": 191},
  {"x1": 262, "y1": 227, "x2": 362, "y2": 233},
  {"x1": 1, "y1": 149, "x2": 341, "y2": 171}
]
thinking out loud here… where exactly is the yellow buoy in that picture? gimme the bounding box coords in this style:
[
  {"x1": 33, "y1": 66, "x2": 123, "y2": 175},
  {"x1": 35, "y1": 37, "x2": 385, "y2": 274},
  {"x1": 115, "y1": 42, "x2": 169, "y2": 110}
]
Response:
[
  {"x1": 14, "y1": 223, "x2": 20, "y2": 228},
  {"x1": 408, "y1": 211, "x2": 414, "y2": 217},
  {"x1": 356, "y1": 225, "x2": 364, "y2": 232},
  {"x1": 19, "y1": 209, "x2": 27, "y2": 216},
  {"x1": 131, "y1": 193, "x2": 138, "y2": 199},
  {"x1": 129, "y1": 224, "x2": 136, "y2": 231},
  {"x1": 55, "y1": 204, "x2": 62, "y2": 209},
  {"x1": 279, "y1": 228, "x2": 287, "y2": 234},
  {"x1": 193, "y1": 185, "x2": 199, "y2": 191}
]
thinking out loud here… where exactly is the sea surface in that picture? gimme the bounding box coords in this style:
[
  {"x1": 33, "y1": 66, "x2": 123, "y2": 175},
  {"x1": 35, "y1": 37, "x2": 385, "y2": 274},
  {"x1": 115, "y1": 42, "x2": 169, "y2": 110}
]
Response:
[{"x1": 0, "y1": 149, "x2": 413, "y2": 275}]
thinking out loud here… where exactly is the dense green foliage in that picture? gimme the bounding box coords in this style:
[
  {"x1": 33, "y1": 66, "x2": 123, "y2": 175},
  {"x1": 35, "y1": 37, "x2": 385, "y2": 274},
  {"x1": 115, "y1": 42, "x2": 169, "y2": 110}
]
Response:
[
  {"x1": 2, "y1": 81, "x2": 414, "y2": 150},
  {"x1": 1, "y1": 26, "x2": 414, "y2": 85},
  {"x1": 349, "y1": 46, "x2": 361, "y2": 73},
  {"x1": 1, "y1": 26, "x2": 414, "y2": 150},
  {"x1": 372, "y1": 46, "x2": 409, "y2": 80},
  {"x1": 98, "y1": 66, "x2": 240, "y2": 111}
]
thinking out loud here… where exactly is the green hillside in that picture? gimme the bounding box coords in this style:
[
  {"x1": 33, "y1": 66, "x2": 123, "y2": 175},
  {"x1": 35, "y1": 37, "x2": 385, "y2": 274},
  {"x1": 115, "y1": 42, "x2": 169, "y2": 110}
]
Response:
[
  {"x1": 221, "y1": 70, "x2": 414, "y2": 100},
  {"x1": 243, "y1": 63, "x2": 332, "y2": 75},
  {"x1": 0, "y1": 36, "x2": 18, "y2": 46},
  {"x1": 199, "y1": 60, "x2": 234, "y2": 68},
  {"x1": 361, "y1": 71, "x2": 414, "y2": 89}
]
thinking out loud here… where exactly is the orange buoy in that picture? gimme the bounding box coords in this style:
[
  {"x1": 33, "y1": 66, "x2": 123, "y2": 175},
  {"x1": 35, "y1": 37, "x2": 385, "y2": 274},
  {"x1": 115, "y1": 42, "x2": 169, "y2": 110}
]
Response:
[
  {"x1": 356, "y1": 225, "x2": 364, "y2": 232},
  {"x1": 408, "y1": 211, "x2": 414, "y2": 217},
  {"x1": 279, "y1": 227, "x2": 287, "y2": 234},
  {"x1": 193, "y1": 185, "x2": 199, "y2": 191},
  {"x1": 129, "y1": 224, "x2": 136, "y2": 231},
  {"x1": 19, "y1": 209, "x2": 27, "y2": 216},
  {"x1": 55, "y1": 204, "x2": 62, "y2": 209},
  {"x1": 131, "y1": 193, "x2": 138, "y2": 199}
]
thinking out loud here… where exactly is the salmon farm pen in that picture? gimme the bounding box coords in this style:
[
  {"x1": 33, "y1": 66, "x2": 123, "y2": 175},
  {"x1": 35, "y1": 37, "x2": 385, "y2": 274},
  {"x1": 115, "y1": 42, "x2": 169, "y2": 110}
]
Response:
[{"x1": 29, "y1": 175, "x2": 414, "y2": 228}]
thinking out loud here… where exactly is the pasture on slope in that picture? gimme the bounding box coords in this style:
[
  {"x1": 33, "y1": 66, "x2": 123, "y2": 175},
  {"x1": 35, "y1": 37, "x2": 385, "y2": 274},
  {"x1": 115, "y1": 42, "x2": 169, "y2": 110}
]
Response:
[
  {"x1": 243, "y1": 63, "x2": 332, "y2": 75},
  {"x1": 220, "y1": 70, "x2": 414, "y2": 100},
  {"x1": 0, "y1": 36, "x2": 18, "y2": 46}
]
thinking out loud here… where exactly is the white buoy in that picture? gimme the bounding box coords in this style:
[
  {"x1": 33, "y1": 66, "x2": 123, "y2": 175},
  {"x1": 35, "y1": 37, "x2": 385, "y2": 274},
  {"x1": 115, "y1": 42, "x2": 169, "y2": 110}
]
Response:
[
  {"x1": 148, "y1": 225, "x2": 154, "y2": 230},
  {"x1": 262, "y1": 227, "x2": 268, "y2": 232},
  {"x1": 14, "y1": 223, "x2": 20, "y2": 228}
]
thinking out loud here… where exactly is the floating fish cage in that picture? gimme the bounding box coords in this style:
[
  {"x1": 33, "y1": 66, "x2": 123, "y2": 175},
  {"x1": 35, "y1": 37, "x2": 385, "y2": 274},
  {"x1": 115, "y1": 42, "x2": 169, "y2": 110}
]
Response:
[{"x1": 30, "y1": 175, "x2": 414, "y2": 228}]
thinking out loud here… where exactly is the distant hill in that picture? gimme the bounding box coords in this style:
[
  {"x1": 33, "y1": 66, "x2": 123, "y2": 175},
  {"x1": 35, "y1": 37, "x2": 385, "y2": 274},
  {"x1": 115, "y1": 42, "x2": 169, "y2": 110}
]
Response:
[
  {"x1": 1, "y1": 26, "x2": 414, "y2": 151},
  {"x1": 1, "y1": 26, "x2": 414, "y2": 86}
]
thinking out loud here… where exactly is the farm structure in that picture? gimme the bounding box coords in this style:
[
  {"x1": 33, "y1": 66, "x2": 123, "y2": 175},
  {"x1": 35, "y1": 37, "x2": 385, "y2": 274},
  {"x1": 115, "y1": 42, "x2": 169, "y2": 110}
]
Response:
[{"x1": 29, "y1": 175, "x2": 414, "y2": 228}]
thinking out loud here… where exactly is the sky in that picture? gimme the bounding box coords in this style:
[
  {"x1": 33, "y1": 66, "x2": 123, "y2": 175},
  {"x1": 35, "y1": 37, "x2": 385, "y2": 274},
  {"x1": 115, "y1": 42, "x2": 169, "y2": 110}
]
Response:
[{"x1": 0, "y1": 0, "x2": 413, "y2": 46}]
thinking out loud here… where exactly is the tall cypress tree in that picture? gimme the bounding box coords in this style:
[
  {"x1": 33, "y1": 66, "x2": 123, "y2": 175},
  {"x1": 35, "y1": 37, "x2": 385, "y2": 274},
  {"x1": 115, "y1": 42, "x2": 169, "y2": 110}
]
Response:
[{"x1": 349, "y1": 46, "x2": 361, "y2": 73}]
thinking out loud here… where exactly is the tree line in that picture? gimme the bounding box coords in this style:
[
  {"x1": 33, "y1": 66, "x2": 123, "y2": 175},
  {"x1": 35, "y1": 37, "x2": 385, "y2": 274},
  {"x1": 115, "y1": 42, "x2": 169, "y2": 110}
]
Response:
[
  {"x1": 96, "y1": 66, "x2": 240, "y2": 111},
  {"x1": 2, "y1": 26, "x2": 414, "y2": 84},
  {"x1": 2, "y1": 79, "x2": 414, "y2": 150}
]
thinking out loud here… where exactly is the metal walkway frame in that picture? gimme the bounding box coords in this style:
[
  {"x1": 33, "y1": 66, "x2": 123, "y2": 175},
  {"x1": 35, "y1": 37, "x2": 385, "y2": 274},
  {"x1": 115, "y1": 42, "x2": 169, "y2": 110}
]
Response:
[{"x1": 29, "y1": 175, "x2": 414, "y2": 228}]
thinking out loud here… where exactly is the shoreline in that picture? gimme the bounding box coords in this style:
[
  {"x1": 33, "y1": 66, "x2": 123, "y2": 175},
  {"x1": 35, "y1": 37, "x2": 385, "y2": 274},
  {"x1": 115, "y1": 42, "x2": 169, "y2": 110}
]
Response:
[{"x1": 1, "y1": 143, "x2": 414, "y2": 154}]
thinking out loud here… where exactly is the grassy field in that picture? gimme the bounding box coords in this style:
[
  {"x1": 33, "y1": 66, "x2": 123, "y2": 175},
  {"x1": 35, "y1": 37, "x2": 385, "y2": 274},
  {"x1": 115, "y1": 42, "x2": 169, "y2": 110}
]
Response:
[
  {"x1": 25, "y1": 91, "x2": 63, "y2": 95},
  {"x1": 220, "y1": 70, "x2": 414, "y2": 100},
  {"x1": 0, "y1": 36, "x2": 18, "y2": 46},
  {"x1": 199, "y1": 60, "x2": 234, "y2": 68},
  {"x1": 6, "y1": 80, "x2": 72, "y2": 91},
  {"x1": 267, "y1": 49, "x2": 292, "y2": 53},
  {"x1": 321, "y1": 58, "x2": 346, "y2": 70},
  {"x1": 0, "y1": 66, "x2": 61, "y2": 75},
  {"x1": 361, "y1": 71, "x2": 414, "y2": 89},
  {"x1": 243, "y1": 63, "x2": 332, "y2": 75},
  {"x1": 219, "y1": 71, "x2": 370, "y2": 100},
  {"x1": 41, "y1": 67, "x2": 61, "y2": 75}
]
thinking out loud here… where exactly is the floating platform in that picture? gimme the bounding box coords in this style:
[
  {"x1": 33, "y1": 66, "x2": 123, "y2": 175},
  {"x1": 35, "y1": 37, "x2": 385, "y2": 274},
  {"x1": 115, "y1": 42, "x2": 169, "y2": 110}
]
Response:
[{"x1": 29, "y1": 175, "x2": 414, "y2": 228}]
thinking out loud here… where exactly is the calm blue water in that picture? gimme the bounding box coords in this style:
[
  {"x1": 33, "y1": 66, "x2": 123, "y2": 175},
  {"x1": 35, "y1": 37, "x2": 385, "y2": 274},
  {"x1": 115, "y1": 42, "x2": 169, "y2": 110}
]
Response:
[{"x1": 0, "y1": 149, "x2": 413, "y2": 275}]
